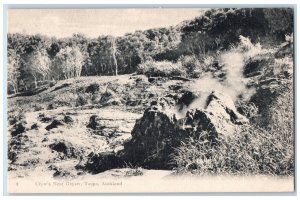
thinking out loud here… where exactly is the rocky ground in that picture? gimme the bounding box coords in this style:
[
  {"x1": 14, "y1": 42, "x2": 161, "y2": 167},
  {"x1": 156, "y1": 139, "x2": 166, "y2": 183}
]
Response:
[{"x1": 8, "y1": 73, "x2": 246, "y2": 178}]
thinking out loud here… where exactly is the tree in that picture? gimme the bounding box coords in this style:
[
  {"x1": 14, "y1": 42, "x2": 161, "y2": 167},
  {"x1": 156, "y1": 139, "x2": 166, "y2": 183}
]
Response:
[
  {"x1": 111, "y1": 37, "x2": 118, "y2": 76},
  {"x1": 53, "y1": 46, "x2": 84, "y2": 79},
  {"x1": 26, "y1": 50, "x2": 51, "y2": 88},
  {"x1": 8, "y1": 49, "x2": 20, "y2": 94}
]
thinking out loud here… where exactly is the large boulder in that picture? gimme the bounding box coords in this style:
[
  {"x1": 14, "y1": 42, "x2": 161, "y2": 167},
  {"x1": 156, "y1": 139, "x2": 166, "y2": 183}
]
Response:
[
  {"x1": 123, "y1": 91, "x2": 248, "y2": 169},
  {"x1": 123, "y1": 105, "x2": 178, "y2": 169}
]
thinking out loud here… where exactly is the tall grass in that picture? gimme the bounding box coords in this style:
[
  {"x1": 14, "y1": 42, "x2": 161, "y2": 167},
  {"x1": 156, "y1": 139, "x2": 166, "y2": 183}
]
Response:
[
  {"x1": 171, "y1": 124, "x2": 293, "y2": 175},
  {"x1": 172, "y1": 80, "x2": 293, "y2": 176}
]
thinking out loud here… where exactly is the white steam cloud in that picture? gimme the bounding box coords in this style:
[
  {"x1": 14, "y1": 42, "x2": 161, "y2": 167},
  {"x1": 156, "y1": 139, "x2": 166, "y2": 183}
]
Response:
[{"x1": 185, "y1": 50, "x2": 255, "y2": 113}]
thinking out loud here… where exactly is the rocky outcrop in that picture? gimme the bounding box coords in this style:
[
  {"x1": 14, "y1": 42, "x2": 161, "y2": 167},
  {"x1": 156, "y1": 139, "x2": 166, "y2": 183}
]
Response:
[
  {"x1": 83, "y1": 91, "x2": 248, "y2": 172},
  {"x1": 123, "y1": 105, "x2": 178, "y2": 169},
  {"x1": 123, "y1": 91, "x2": 248, "y2": 169}
]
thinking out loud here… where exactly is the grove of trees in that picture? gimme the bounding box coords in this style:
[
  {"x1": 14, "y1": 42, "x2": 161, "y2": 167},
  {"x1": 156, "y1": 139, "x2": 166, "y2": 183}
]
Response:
[{"x1": 7, "y1": 8, "x2": 293, "y2": 94}]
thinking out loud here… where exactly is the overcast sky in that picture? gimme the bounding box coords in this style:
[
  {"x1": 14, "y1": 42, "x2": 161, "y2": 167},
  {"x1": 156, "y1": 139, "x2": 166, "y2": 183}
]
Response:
[{"x1": 8, "y1": 9, "x2": 205, "y2": 38}]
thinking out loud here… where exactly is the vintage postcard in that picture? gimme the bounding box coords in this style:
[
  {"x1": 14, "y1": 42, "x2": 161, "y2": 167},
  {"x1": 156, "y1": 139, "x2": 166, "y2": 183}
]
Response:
[{"x1": 6, "y1": 7, "x2": 294, "y2": 193}]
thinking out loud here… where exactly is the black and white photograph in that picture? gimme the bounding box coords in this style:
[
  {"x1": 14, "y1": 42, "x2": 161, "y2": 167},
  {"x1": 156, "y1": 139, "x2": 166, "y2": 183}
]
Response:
[{"x1": 5, "y1": 6, "x2": 295, "y2": 193}]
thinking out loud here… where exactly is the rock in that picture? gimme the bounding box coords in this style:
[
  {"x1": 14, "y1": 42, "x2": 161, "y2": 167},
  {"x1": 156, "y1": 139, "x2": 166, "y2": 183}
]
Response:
[
  {"x1": 48, "y1": 164, "x2": 59, "y2": 170},
  {"x1": 180, "y1": 91, "x2": 248, "y2": 140},
  {"x1": 45, "y1": 119, "x2": 64, "y2": 131},
  {"x1": 80, "y1": 91, "x2": 248, "y2": 172},
  {"x1": 177, "y1": 91, "x2": 199, "y2": 109},
  {"x1": 84, "y1": 152, "x2": 123, "y2": 174},
  {"x1": 122, "y1": 91, "x2": 248, "y2": 169},
  {"x1": 87, "y1": 115, "x2": 99, "y2": 130},
  {"x1": 148, "y1": 77, "x2": 166, "y2": 83},
  {"x1": 38, "y1": 114, "x2": 54, "y2": 123},
  {"x1": 123, "y1": 105, "x2": 178, "y2": 169},
  {"x1": 31, "y1": 123, "x2": 39, "y2": 130},
  {"x1": 49, "y1": 140, "x2": 83, "y2": 159},
  {"x1": 47, "y1": 103, "x2": 56, "y2": 110},
  {"x1": 205, "y1": 91, "x2": 248, "y2": 125},
  {"x1": 11, "y1": 121, "x2": 26, "y2": 136},
  {"x1": 64, "y1": 115, "x2": 74, "y2": 124},
  {"x1": 42, "y1": 137, "x2": 49, "y2": 142}
]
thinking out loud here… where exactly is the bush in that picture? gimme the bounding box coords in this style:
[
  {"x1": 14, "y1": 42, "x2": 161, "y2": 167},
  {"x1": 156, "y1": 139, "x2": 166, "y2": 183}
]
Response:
[
  {"x1": 137, "y1": 60, "x2": 186, "y2": 77},
  {"x1": 237, "y1": 35, "x2": 272, "y2": 59},
  {"x1": 53, "y1": 92, "x2": 78, "y2": 107},
  {"x1": 171, "y1": 124, "x2": 294, "y2": 175},
  {"x1": 178, "y1": 55, "x2": 203, "y2": 78}
]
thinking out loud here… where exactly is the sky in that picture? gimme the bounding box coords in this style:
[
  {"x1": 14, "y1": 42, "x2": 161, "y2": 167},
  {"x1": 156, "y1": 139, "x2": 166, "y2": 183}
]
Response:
[{"x1": 8, "y1": 9, "x2": 205, "y2": 38}]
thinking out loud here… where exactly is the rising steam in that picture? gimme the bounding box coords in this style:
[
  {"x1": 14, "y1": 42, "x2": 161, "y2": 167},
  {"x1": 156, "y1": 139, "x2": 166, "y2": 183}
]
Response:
[{"x1": 185, "y1": 48, "x2": 255, "y2": 113}]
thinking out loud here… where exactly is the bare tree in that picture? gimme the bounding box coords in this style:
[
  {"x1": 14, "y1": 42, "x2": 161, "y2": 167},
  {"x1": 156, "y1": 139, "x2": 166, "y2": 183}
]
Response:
[
  {"x1": 27, "y1": 50, "x2": 51, "y2": 88},
  {"x1": 111, "y1": 37, "x2": 118, "y2": 76}
]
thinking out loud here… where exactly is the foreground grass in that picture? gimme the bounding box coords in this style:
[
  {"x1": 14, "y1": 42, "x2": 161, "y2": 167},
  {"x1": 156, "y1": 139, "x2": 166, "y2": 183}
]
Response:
[{"x1": 171, "y1": 81, "x2": 294, "y2": 176}]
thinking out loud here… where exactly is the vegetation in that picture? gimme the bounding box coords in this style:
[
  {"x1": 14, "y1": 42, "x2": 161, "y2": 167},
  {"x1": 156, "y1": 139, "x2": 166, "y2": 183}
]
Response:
[
  {"x1": 172, "y1": 116, "x2": 293, "y2": 176},
  {"x1": 7, "y1": 8, "x2": 293, "y2": 94},
  {"x1": 137, "y1": 60, "x2": 186, "y2": 77}
]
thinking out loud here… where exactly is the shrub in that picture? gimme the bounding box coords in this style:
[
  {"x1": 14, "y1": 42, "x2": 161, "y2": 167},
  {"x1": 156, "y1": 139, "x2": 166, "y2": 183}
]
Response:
[
  {"x1": 85, "y1": 83, "x2": 100, "y2": 94},
  {"x1": 53, "y1": 92, "x2": 78, "y2": 107},
  {"x1": 178, "y1": 55, "x2": 203, "y2": 78},
  {"x1": 237, "y1": 35, "x2": 272, "y2": 59},
  {"x1": 137, "y1": 60, "x2": 186, "y2": 77},
  {"x1": 171, "y1": 124, "x2": 294, "y2": 175}
]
